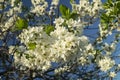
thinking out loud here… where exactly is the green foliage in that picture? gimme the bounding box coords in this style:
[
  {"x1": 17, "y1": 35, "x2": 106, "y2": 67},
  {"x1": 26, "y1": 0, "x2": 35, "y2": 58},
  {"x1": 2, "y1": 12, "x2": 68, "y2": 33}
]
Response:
[
  {"x1": 25, "y1": 54, "x2": 34, "y2": 60},
  {"x1": 116, "y1": 1, "x2": 120, "y2": 14},
  {"x1": 44, "y1": 25, "x2": 54, "y2": 35},
  {"x1": 100, "y1": 13, "x2": 109, "y2": 29},
  {"x1": 101, "y1": 14, "x2": 116, "y2": 29},
  {"x1": 107, "y1": 0, "x2": 112, "y2": 4},
  {"x1": 69, "y1": 12, "x2": 79, "y2": 20},
  {"x1": 15, "y1": 17, "x2": 28, "y2": 31},
  {"x1": 103, "y1": 2, "x2": 113, "y2": 9},
  {"x1": 28, "y1": 42, "x2": 36, "y2": 50},
  {"x1": 59, "y1": 4, "x2": 71, "y2": 19},
  {"x1": 59, "y1": 4, "x2": 79, "y2": 20},
  {"x1": 103, "y1": 0, "x2": 120, "y2": 15},
  {"x1": 101, "y1": 0, "x2": 120, "y2": 30}
]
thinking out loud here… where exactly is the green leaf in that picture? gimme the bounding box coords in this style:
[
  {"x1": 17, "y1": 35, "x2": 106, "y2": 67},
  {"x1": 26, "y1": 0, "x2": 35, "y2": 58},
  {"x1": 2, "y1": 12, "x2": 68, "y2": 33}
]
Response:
[
  {"x1": 25, "y1": 54, "x2": 34, "y2": 60},
  {"x1": 103, "y1": 0, "x2": 113, "y2": 9},
  {"x1": 15, "y1": 18, "x2": 28, "y2": 30},
  {"x1": 59, "y1": 4, "x2": 71, "y2": 19},
  {"x1": 102, "y1": 23, "x2": 108, "y2": 30},
  {"x1": 101, "y1": 19, "x2": 106, "y2": 23},
  {"x1": 103, "y1": 3, "x2": 110, "y2": 9},
  {"x1": 25, "y1": 54, "x2": 30, "y2": 59},
  {"x1": 44, "y1": 25, "x2": 54, "y2": 35},
  {"x1": 107, "y1": 0, "x2": 112, "y2": 4},
  {"x1": 116, "y1": 2, "x2": 120, "y2": 14},
  {"x1": 28, "y1": 43, "x2": 36, "y2": 50},
  {"x1": 59, "y1": 4, "x2": 68, "y2": 16},
  {"x1": 101, "y1": 13, "x2": 109, "y2": 22},
  {"x1": 70, "y1": 12, "x2": 79, "y2": 20},
  {"x1": 100, "y1": 13, "x2": 110, "y2": 29}
]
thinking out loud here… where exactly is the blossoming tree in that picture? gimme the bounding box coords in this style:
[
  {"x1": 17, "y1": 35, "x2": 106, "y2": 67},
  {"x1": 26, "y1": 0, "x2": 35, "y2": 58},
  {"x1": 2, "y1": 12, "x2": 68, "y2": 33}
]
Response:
[{"x1": 0, "y1": 0, "x2": 120, "y2": 79}]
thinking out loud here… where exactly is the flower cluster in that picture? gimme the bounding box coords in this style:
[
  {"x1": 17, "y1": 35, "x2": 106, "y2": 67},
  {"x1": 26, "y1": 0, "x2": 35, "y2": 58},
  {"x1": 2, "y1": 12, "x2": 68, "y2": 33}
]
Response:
[
  {"x1": 12, "y1": 25, "x2": 88, "y2": 71},
  {"x1": 102, "y1": 42, "x2": 116, "y2": 55},
  {"x1": 71, "y1": 0, "x2": 102, "y2": 17},
  {"x1": 49, "y1": 0, "x2": 59, "y2": 15},
  {"x1": 109, "y1": 71, "x2": 116, "y2": 78},
  {"x1": 0, "y1": 0, "x2": 22, "y2": 39},
  {"x1": 3, "y1": 0, "x2": 120, "y2": 79},
  {"x1": 31, "y1": 0, "x2": 48, "y2": 15},
  {"x1": 98, "y1": 57, "x2": 115, "y2": 72}
]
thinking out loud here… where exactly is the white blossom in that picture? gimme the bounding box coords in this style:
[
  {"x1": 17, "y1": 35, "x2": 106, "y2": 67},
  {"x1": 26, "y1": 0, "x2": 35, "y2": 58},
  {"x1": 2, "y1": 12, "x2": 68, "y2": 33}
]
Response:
[
  {"x1": 51, "y1": 0, "x2": 59, "y2": 6},
  {"x1": 54, "y1": 17, "x2": 64, "y2": 26},
  {"x1": 109, "y1": 72, "x2": 116, "y2": 78},
  {"x1": 31, "y1": 0, "x2": 48, "y2": 15},
  {"x1": 3, "y1": 0, "x2": 119, "y2": 78},
  {"x1": 98, "y1": 57, "x2": 115, "y2": 72}
]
